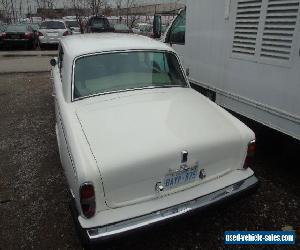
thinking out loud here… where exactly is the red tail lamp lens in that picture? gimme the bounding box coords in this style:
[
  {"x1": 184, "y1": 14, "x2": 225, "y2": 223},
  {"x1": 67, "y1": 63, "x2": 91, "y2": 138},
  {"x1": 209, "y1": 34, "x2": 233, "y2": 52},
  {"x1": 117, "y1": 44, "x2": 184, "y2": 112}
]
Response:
[
  {"x1": 63, "y1": 31, "x2": 70, "y2": 36},
  {"x1": 80, "y1": 184, "x2": 95, "y2": 199},
  {"x1": 24, "y1": 32, "x2": 33, "y2": 39},
  {"x1": 80, "y1": 183, "x2": 96, "y2": 218}
]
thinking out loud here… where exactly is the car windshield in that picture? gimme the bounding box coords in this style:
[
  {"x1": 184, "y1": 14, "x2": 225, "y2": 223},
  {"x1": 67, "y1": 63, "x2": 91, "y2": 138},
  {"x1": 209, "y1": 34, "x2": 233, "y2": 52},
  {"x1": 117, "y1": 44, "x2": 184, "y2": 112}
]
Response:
[
  {"x1": 66, "y1": 21, "x2": 79, "y2": 28},
  {"x1": 40, "y1": 21, "x2": 65, "y2": 29},
  {"x1": 73, "y1": 51, "x2": 187, "y2": 99},
  {"x1": 6, "y1": 25, "x2": 28, "y2": 32}
]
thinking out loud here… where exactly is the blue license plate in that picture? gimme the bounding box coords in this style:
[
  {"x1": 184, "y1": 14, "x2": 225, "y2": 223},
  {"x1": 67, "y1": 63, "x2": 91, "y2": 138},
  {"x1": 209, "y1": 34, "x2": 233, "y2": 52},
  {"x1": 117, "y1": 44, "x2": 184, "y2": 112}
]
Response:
[{"x1": 164, "y1": 167, "x2": 198, "y2": 189}]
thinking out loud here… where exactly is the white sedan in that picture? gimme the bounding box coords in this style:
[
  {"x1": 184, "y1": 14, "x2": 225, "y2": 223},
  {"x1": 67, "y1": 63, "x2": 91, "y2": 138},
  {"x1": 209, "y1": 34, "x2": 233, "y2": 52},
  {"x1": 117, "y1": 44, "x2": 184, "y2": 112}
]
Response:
[{"x1": 51, "y1": 33, "x2": 258, "y2": 247}]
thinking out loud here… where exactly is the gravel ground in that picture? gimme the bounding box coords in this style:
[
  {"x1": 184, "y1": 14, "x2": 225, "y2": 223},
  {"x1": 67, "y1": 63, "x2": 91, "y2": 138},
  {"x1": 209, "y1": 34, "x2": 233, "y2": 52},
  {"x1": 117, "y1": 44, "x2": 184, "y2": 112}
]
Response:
[{"x1": 0, "y1": 73, "x2": 299, "y2": 250}]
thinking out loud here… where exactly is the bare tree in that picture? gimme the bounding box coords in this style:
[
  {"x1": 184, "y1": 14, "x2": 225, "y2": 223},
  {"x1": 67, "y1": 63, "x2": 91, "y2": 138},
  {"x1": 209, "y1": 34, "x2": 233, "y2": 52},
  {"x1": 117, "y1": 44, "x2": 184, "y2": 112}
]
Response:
[
  {"x1": 88, "y1": 0, "x2": 107, "y2": 16},
  {"x1": 71, "y1": 0, "x2": 88, "y2": 33},
  {"x1": 10, "y1": 0, "x2": 16, "y2": 22},
  {"x1": 34, "y1": 0, "x2": 55, "y2": 9},
  {"x1": 0, "y1": 0, "x2": 11, "y2": 22},
  {"x1": 114, "y1": 0, "x2": 137, "y2": 27}
]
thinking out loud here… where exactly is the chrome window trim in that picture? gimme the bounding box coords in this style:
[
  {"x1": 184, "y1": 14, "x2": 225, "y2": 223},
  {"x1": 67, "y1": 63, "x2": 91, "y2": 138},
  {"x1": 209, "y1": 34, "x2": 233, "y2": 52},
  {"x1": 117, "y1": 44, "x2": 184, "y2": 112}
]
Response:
[{"x1": 71, "y1": 49, "x2": 190, "y2": 102}]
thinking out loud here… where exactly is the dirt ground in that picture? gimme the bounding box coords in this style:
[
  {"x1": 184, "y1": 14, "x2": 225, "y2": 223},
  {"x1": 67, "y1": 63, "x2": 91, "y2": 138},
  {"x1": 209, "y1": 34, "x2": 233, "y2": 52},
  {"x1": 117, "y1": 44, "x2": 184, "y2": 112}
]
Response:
[{"x1": 0, "y1": 73, "x2": 299, "y2": 250}]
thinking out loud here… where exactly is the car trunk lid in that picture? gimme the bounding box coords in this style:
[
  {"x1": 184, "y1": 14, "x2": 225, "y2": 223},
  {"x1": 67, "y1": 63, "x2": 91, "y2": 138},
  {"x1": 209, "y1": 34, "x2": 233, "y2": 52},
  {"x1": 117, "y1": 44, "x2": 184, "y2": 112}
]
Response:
[{"x1": 75, "y1": 88, "x2": 247, "y2": 208}]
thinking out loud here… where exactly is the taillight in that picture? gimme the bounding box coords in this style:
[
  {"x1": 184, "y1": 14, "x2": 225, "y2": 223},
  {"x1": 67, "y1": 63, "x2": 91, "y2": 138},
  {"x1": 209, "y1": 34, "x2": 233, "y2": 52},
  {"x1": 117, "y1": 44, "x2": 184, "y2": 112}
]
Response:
[
  {"x1": 1, "y1": 32, "x2": 7, "y2": 38},
  {"x1": 243, "y1": 140, "x2": 256, "y2": 169},
  {"x1": 80, "y1": 183, "x2": 96, "y2": 218},
  {"x1": 38, "y1": 31, "x2": 44, "y2": 37},
  {"x1": 63, "y1": 31, "x2": 70, "y2": 36},
  {"x1": 24, "y1": 32, "x2": 33, "y2": 39}
]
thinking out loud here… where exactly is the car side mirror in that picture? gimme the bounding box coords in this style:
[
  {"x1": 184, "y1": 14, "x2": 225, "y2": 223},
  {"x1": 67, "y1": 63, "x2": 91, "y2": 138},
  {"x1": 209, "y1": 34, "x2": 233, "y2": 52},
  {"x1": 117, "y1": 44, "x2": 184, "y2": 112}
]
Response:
[
  {"x1": 50, "y1": 58, "x2": 57, "y2": 67},
  {"x1": 153, "y1": 15, "x2": 162, "y2": 39}
]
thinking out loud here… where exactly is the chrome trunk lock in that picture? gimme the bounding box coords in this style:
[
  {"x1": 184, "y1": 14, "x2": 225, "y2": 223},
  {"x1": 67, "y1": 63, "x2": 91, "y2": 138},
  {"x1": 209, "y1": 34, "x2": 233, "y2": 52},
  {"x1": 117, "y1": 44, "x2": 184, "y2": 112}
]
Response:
[{"x1": 155, "y1": 182, "x2": 164, "y2": 192}]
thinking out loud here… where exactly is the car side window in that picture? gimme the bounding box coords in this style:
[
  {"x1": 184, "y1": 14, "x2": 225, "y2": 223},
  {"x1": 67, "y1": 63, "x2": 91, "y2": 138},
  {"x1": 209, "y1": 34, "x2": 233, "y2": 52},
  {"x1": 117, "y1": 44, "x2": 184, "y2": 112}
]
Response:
[{"x1": 168, "y1": 10, "x2": 186, "y2": 45}]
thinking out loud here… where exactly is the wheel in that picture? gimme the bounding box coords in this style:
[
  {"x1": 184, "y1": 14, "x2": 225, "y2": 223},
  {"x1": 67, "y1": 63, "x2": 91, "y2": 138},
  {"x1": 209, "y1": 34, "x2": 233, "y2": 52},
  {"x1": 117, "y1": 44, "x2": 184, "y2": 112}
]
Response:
[
  {"x1": 39, "y1": 43, "x2": 45, "y2": 50},
  {"x1": 69, "y1": 199, "x2": 99, "y2": 250},
  {"x1": 27, "y1": 42, "x2": 34, "y2": 50},
  {"x1": 31, "y1": 41, "x2": 37, "y2": 50}
]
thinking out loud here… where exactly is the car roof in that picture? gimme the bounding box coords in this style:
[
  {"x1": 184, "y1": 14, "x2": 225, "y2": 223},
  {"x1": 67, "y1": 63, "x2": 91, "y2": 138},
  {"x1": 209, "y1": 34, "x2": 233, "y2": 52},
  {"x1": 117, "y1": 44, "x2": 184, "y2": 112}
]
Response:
[
  {"x1": 42, "y1": 19, "x2": 65, "y2": 22},
  {"x1": 61, "y1": 33, "x2": 174, "y2": 59}
]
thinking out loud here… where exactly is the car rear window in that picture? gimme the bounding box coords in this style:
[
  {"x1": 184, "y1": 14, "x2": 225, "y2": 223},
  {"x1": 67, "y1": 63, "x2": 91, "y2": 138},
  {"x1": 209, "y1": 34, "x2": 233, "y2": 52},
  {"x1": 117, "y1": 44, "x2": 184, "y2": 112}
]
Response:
[
  {"x1": 6, "y1": 25, "x2": 28, "y2": 32},
  {"x1": 91, "y1": 18, "x2": 110, "y2": 28},
  {"x1": 66, "y1": 21, "x2": 79, "y2": 28},
  {"x1": 73, "y1": 51, "x2": 187, "y2": 100},
  {"x1": 40, "y1": 21, "x2": 65, "y2": 29},
  {"x1": 114, "y1": 24, "x2": 129, "y2": 31}
]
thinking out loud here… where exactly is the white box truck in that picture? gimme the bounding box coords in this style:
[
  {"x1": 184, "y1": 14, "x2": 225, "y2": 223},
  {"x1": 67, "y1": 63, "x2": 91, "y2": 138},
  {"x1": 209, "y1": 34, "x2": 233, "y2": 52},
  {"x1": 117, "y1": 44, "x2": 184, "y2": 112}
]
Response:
[{"x1": 155, "y1": 0, "x2": 300, "y2": 140}]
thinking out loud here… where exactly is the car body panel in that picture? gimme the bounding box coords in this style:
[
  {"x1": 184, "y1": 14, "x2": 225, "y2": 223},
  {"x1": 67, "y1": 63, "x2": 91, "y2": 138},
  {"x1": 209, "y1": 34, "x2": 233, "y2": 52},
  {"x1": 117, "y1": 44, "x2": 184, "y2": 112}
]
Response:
[
  {"x1": 78, "y1": 168, "x2": 255, "y2": 229},
  {"x1": 2, "y1": 24, "x2": 37, "y2": 49},
  {"x1": 38, "y1": 20, "x2": 70, "y2": 45}
]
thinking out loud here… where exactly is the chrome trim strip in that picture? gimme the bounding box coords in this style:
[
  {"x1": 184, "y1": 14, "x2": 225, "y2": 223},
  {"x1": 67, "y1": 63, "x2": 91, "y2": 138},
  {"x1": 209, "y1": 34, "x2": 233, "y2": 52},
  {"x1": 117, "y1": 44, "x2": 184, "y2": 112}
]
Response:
[
  {"x1": 86, "y1": 175, "x2": 258, "y2": 240},
  {"x1": 73, "y1": 85, "x2": 188, "y2": 102},
  {"x1": 71, "y1": 49, "x2": 190, "y2": 102}
]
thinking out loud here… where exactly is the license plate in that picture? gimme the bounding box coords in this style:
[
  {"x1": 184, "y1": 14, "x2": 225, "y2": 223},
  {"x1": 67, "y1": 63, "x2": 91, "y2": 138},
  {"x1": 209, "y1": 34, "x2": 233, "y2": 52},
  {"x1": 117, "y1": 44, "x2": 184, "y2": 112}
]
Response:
[
  {"x1": 48, "y1": 33, "x2": 58, "y2": 37},
  {"x1": 164, "y1": 166, "x2": 198, "y2": 190},
  {"x1": 11, "y1": 35, "x2": 19, "y2": 39}
]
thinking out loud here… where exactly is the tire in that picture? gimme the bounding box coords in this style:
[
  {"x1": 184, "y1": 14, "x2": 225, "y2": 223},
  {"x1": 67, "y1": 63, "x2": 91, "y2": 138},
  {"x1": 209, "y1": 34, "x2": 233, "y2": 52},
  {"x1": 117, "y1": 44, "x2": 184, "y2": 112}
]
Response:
[
  {"x1": 26, "y1": 42, "x2": 34, "y2": 50},
  {"x1": 69, "y1": 199, "x2": 98, "y2": 250},
  {"x1": 39, "y1": 43, "x2": 45, "y2": 50},
  {"x1": 31, "y1": 41, "x2": 37, "y2": 50}
]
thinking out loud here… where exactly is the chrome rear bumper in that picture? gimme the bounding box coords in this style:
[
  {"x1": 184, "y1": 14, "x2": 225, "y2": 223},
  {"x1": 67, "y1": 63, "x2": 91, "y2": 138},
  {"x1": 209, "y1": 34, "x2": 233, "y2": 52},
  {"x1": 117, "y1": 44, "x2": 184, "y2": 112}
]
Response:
[{"x1": 84, "y1": 175, "x2": 258, "y2": 242}]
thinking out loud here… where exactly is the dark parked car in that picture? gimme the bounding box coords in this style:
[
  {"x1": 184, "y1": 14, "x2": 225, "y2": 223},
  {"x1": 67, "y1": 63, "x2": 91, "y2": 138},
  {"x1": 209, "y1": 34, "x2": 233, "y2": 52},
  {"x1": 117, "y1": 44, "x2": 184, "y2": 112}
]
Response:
[
  {"x1": 85, "y1": 16, "x2": 115, "y2": 33},
  {"x1": 2, "y1": 24, "x2": 38, "y2": 50}
]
